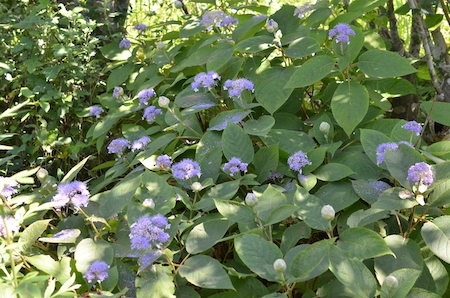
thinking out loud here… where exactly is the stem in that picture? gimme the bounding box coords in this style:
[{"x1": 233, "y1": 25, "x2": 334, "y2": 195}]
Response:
[
  {"x1": 78, "y1": 207, "x2": 103, "y2": 240},
  {"x1": 0, "y1": 205, "x2": 18, "y2": 287}
]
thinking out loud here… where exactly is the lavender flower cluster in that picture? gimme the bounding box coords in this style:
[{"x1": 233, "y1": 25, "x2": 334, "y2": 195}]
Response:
[
  {"x1": 0, "y1": 177, "x2": 20, "y2": 200},
  {"x1": 129, "y1": 214, "x2": 170, "y2": 269},
  {"x1": 0, "y1": 215, "x2": 20, "y2": 237},
  {"x1": 223, "y1": 157, "x2": 248, "y2": 176},
  {"x1": 402, "y1": 121, "x2": 422, "y2": 136},
  {"x1": 52, "y1": 181, "x2": 90, "y2": 209},
  {"x1": 376, "y1": 141, "x2": 414, "y2": 165},
  {"x1": 89, "y1": 105, "x2": 104, "y2": 118},
  {"x1": 108, "y1": 136, "x2": 151, "y2": 155},
  {"x1": 288, "y1": 151, "x2": 312, "y2": 174},
  {"x1": 142, "y1": 106, "x2": 162, "y2": 124},
  {"x1": 84, "y1": 260, "x2": 110, "y2": 283},
  {"x1": 137, "y1": 88, "x2": 156, "y2": 105},
  {"x1": 407, "y1": 162, "x2": 433, "y2": 185},
  {"x1": 119, "y1": 39, "x2": 131, "y2": 49},
  {"x1": 329, "y1": 23, "x2": 356, "y2": 43},
  {"x1": 224, "y1": 78, "x2": 254, "y2": 97},
  {"x1": 294, "y1": 3, "x2": 314, "y2": 18},
  {"x1": 198, "y1": 11, "x2": 238, "y2": 30},
  {"x1": 191, "y1": 71, "x2": 220, "y2": 92},
  {"x1": 172, "y1": 159, "x2": 202, "y2": 180}
]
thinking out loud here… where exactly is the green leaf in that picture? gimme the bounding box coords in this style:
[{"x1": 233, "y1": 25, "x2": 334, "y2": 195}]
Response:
[
  {"x1": 207, "y1": 47, "x2": 234, "y2": 72},
  {"x1": 232, "y1": 16, "x2": 266, "y2": 41},
  {"x1": 244, "y1": 115, "x2": 275, "y2": 136},
  {"x1": 234, "y1": 36, "x2": 274, "y2": 53},
  {"x1": 331, "y1": 81, "x2": 369, "y2": 137},
  {"x1": 291, "y1": 185, "x2": 329, "y2": 231},
  {"x1": 18, "y1": 219, "x2": 51, "y2": 252},
  {"x1": 285, "y1": 55, "x2": 335, "y2": 88},
  {"x1": 337, "y1": 227, "x2": 393, "y2": 259},
  {"x1": 422, "y1": 216, "x2": 450, "y2": 264},
  {"x1": 197, "y1": 180, "x2": 241, "y2": 211},
  {"x1": 222, "y1": 122, "x2": 254, "y2": 163},
  {"x1": 333, "y1": 146, "x2": 383, "y2": 180},
  {"x1": 290, "y1": 238, "x2": 335, "y2": 280},
  {"x1": 384, "y1": 144, "x2": 424, "y2": 188},
  {"x1": 426, "y1": 141, "x2": 450, "y2": 160},
  {"x1": 280, "y1": 222, "x2": 311, "y2": 254},
  {"x1": 347, "y1": 208, "x2": 390, "y2": 228},
  {"x1": 261, "y1": 129, "x2": 316, "y2": 155},
  {"x1": 186, "y1": 218, "x2": 230, "y2": 254},
  {"x1": 372, "y1": 187, "x2": 417, "y2": 210},
  {"x1": 315, "y1": 182, "x2": 360, "y2": 212},
  {"x1": 74, "y1": 239, "x2": 114, "y2": 274},
  {"x1": 234, "y1": 234, "x2": 283, "y2": 282},
  {"x1": 254, "y1": 185, "x2": 286, "y2": 223},
  {"x1": 351, "y1": 179, "x2": 391, "y2": 204},
  {"x1": 214, "y1": 200, "x2": 255, "y2": 224},
  {"x1": 255, "y1": 67, "x2": 295, "y2": 114},
  {"x1": 136, "y1": 265, "x2": 175, "y2": 298},
  {"x1": 254, "y1": 144, "x2": 279, "y2": 183},
  {"x1": 209, "y1": 110, "x2": 251, "y2": 131},
  {"x1": 428, "y1": 180, "x2": 450, "y2": 207},
  {"x1": 380, "y1": 268, "x2": 421, "y2": 298},
  {"x1": 360, "y1": 128, "x2": 392, "y2": 166},
  {"x1": 348, "y1": 0, "x2": 388, "y2": 14},
  {"x1": 422, "y1": 101, "x2": 450, "y2": 126},
  {"x1": 364, "y1": 78, "x2": 416, "y2": 98},
  {"x1": 100, "y1": 42, "x2": 132, "y2": 60},
  {"x1": 358, "y1": 50, "x2": 417, "y2": 78},
  {"x1": 314, "y1": 163, "x2": 355, "y2": 182},
  {"x1": 26, "y1": 255, "x2": 72, "y2": 284},
  {"x1": 38, "y1": 229, "x2": 81, "y2": 244},
  {"x1": 179, "y1": 255, "x2": 235, "y2": 289},
  {"x1": 374, "y1": 235, "x2": 423, "y2": 285},
  {"x1": 405, "y1": 288, "x2": 442, "y2": 298},
  {"x1": 265, "y1": 205, "x2": 299, "y2": 226},
  {"x1": 107, "y1": 63, "x2": 135, "y2": 90},
  {"x1": 61, "y1": 155, "x2": 92, "y2": 183},
  {"x1": 285, "y1": 37, "x2": 322, "y2": 58},
  {"x1": 328, "y1": 245, "x2": 377, "y2": 298},
  {"x1": 424, "y1": 255, "x2": 449, "y2": 296}
]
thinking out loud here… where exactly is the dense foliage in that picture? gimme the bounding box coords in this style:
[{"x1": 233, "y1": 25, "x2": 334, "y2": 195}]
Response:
[{"x1": 3, "y1": 0, "x2": 450, "y2": 297}]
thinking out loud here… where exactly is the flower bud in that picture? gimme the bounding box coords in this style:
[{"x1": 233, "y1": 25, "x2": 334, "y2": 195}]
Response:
[
  {"x1": 158, "y1": 96, "x2": 170, "y2": 108},
  {"x1": 142, "y1": 198, "x2": 155, "y2": 208},
  {"x1": 273, "y1": 259, "x2": 286, "y2": 273},
  {"x1": 416, "y1": 194, "x2": 425, "y2": 206},
  {"x1": 36, "y1": 168, "x2": 49, "y2": 181},
  {"x1": 274, "y1": 30, "x2": 283, "y2": 40},
  {"x1": 418, "y1": 184, "x2": 428, "y2": 193},
  {"x1": 384, "y1": 275, "x2": 398, "y2": 289},
  {"x1": 398, "y1": 190, "x2": 413, "y2": 199},
  {"x1": 319, "y1": 122, "x2": 331, "y2": 135},
  {"x1": 245, "y1": 193, "x2": 258, "y2": 207},
  {"x1": 266, "y1": 19, "x2": 278, "y2": 33},
  {"x1": 156, "y1": 41, "x2": 166, "y2": 50},
  {"x1": 321, "y1": 205, "x2": 335, "y2": 221},
  {"x1": 174, "y1": 0, "x2": 183, "y2": 8},
  {"x1": 191, "y1": 182, "x2": 202, "y2": 192}
]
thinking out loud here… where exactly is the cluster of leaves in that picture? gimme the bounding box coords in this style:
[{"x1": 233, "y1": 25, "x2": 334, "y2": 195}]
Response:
[{"x1": 4, "y1": 0, "x2": 450, "y2": 297}]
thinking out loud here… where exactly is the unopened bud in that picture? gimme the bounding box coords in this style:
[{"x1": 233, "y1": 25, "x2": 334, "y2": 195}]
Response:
[
  {"x1": 143, "y1": 198, "x2": 155, "y2": 208},
  {"x1": 266, "y1": 19, "x2": 278, "y2": 33},
  {"x1": 416, "y1": 194, "x2": 425, "y2": 206},
  {"x1": 319, "y1": 122, "x2": 331, "y2": 135},
  {"x1": 321, "y1": 205, "x2": 335, "y2": 221},
  {"x1": 418, "y1": 184, "x2": 428, "y2": 193},
  {"x1": 36, "y1": 168, "x2": 48, "y2": 181},
  {"x1": 274, "y1": 30, "x2": 283, "y2": 40},
  {"x1": 273, "y1": 259, "x2": 286, "y2": 273},
  {"x1": 174, "y1": 0, "x2": 183, "y2": 8},
  {"x1": 191, "y1": 182, "x2": 202, "y2": 192},
  {"x1": 384, "y1": 275, "x2": 398, "y2": 289},
  {"x1": 398, "y1": 190, "x2": 413, "y2": 199},
  {"x1": 156, "y1": 41, "x2": 166, "y2": 50},
  {"x1": 158, "y1": 96, "x2": 170, "y2": 108},
  {"x1": 245, "y1": 193, "x2": 258, "y2": 207}
]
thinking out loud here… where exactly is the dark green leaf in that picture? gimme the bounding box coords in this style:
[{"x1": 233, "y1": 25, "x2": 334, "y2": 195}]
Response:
[
  {"x1": 358, "y1": 50, "x2": 417, "y2": 78},
  {"x1": 186, "y1": 219, "x2": 230, "y2": 254},
  {"x1": 285, "y1": 55, "x2": 335, "y2": 88}
]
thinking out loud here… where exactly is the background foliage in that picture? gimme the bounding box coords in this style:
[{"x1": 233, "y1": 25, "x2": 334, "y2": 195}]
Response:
[{"x1": 3, "y1": 0, "x2": 450, "y2": 297}]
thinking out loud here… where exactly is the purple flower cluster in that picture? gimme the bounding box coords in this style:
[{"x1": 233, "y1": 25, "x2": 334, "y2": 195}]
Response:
[
  {"x1": 191, "y1": 71, "x2": 221, "y2": 92},
  {"x1": 89, "y1": 106, "x2": 104, "y2": 118},
  {"x1": 134, "y1": 23, "x2": 147, "y2": 32},
  {"x1": 407, "y1": 162, "x2": 433, "y2": 185},
  {"x1": 172, "y1": 159, "x2": 202, "y2": 180},
  {"x1": 288, "y1": 151, "x2": 312, "y2": 174},
  {"x1": 0, "y1": 177, "x2": 20, "y2": 200},
  {"x1": 108, "y1": 138, "x2": 131, "y2": 155},
  {"x1": 0, "y1": 215, "x2": 19, "y2": 237},
  {"x1": 376, "y1": 141, "x2": 414, "y2": 165},
  {"x1": 224, "y1": 78, "x2": 254, "y2": 97},
  {"x1": 52, "y1": 181, "x2": 90, "y2": 209},
  {"x1": 402, "y1": 121, "x2": 422, "y2": 136},
  {"x1": 143, "y1": 106, "x2": 162, "y2": 124},
  {"x1": 113, "y1": 86, "x2": 124, "y2": 98},
  {"x1": 198, "y1": 11, "x2": 238, "y2": 30},
  {"x1": 137, "y1": 89, "x2": 156, "y2": 105},
  {"x1": 223, "y1": 157, "x2": 248, "y2": 176},
  {"x1": 294, "y1": 3, "x2": 313, "y2": 18},
  {"x1": 84, "y1": 261, "x2": 109, "y2": 283},
  {"x1": 156, "y1": 155, "x2": 172, "y2": 168},
  {"x1": 129, "y1": 214, "x2": 170, "y2": 253},
  {"x1": 329, "y1": 23, "x2": 356, "y2": 43},
  {"x1": 119, "y1": 39, "x2": 131, "y2": 49},
  {"x1": 131, "y1": 136, "x2": 151, "y2": 152}
]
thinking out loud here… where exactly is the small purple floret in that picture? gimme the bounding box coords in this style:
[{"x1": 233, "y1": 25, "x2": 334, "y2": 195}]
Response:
[
  {"x1": 172, "y1": 159, "x2": 202, "y2": 180},
  {"x1": 407, "y1": 162, "x2": 433, "y2": 185},
  {"x1": 402, "y1": 121, "x2": 422, "y2": 136}
]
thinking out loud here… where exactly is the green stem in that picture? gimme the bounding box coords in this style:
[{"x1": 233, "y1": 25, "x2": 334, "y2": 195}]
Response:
[
  {"x1": 78, "y1": 207, "x2": 103, "y2": 240},
  {"x1": 0, "y1": 204, "x2": 18, "y2": 287}
]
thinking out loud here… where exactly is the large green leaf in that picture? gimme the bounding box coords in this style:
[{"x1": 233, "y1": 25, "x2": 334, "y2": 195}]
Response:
[
  {"x1": 328, "y1": 245, "x2": 377, "y2": 298},
  {"x1": 234, "y1": 36, "x2": 274, "y2": 53},
  {"x1": 214, "y1": 200, "x2": 255, "y2": 224},
  {"x1": 136, "y1": 265, "x2": 175, "y2": 298},
  {"x1": 424, "y1": 256, "x2": 449, "y2": 296},
  {"x1": 384, "y1": 144, "x2": 424, "y2": 188},
  {"x1": 314, "y1": 163, "x2": 355, "y2": 181},
  {"x1": 261, "y1": 129, "x2": 316, "y2": 155},
  {"x1": 285, "y1": 37, "x2": 322, "y2": 58},
  {"x1": 422, "y1": 101, "x2": 450, "y2": 126},
  {"x1": 380, "y1": 268, "x2": 421, "y2": 298},
  {"x1": 265, "y1": 205, "x2": 299, "y2": 226},
  {"x1": 348, "y1": 0, "x2": 389, "y2": 14},
  {"x1": 107, "y1": 63, "x2": 135, "y2": 90},
  {"x1": 285, "y1": 55, "x2": 335, "y2": 88},
  {"x1": 351, "y1": 179, "x2": 391, "y2": 204},
  {"x1": 209, "y1": 110, "x2": 251, "y2": 131},
  {"x1": 244, "y1": 115, "x2": 275, "y2": 136},
  {"x1": 253, "y1": 144, "x2": 279, "y2": 183},
  {"x1": 347, "y1": 208, "x2": 390, "y2": 228},
  {"x1": 254, "y1": 185, "x2": 286, "y2": 223},
  {"x1": 372, "y1": 187, "x2": 417, "y2": 210},
  {"x1": 280, "y1": 222, "x2": 311, "y2": 254},
  {"x1": 186, "y1": 218, "x2": 230, "y2": 254},
  {"x1": 26, "y1": 255, "x2": 72, "y2": 284},
  {"x1": 290, "y1": 238, "x2": 335, "y2": 280},
  {"x1": 331, "y1": 81, "x2": 369, "y2": 137},
  {"x1": 74, "y1": 239, "x2": 114, "y2": 274},
  {"x1": 337, "y1": 227, "x2": 393, "y2": 259},
  {"x1": 360, "y1": 128, "x2": 393, "y2": 166},
  {"x1": 18, "y1": 219, "x2": 51, "y2": 252},
  {"x1": 234, "y1": 234, "x2": 283, "y2": 282},
  {"x1": 315, "y1": 182, "x2": 360, "y2": 212},
  {"x1": 232, "y1": 16, "x2": 266, "y2": 41},
  {"x1": 422, "y1": 216, "x2": 450, "y2": 264},
  {"x1": 358, "y1": 50, "x2": 417, "y2": 78},
  {"x1": 222, "y1": 121, "x2": 254, "y2": 163},
  {"x1": 405, "y1": 288, "x2": 441, "y2": 298},
  {"x1": 291, "y1": 185, "x2": 329, "y2": 231}
]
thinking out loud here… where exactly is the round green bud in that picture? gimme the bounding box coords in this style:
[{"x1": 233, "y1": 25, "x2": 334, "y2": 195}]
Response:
[
  {"x1": 174, "y1": 0, "x2": 183, "y2": 8},
  {"x1": 158, "y1": 96, "x2": 170, "y2": 108},
  {"x1": 36, "y1": 168, "x2": 49, "y2": 181},
  {"x1": 384, "y1": 275, "x2": 398, "y2": 289},
  {"x1": 266, "y1": 19, "x2": 278, "y2": 33},
  {"x1": 142, "y1": 198, "x2": 155, "y2": 208},
  {"x1": 245, "y1": 193, "x2": 258, "y2": 206},
  {"x1": 191, "y1": 182, "x2": 202, "y2": 192},
  {"x1": 319, "y1": 122, "x2": 331, "y2": 135},
  {"x1": 321, "y1": 204, "x2": 335, "y2": 221},
  {"x1": 273, "y1": 259, "x2": 287, "y2": 273}
]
